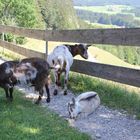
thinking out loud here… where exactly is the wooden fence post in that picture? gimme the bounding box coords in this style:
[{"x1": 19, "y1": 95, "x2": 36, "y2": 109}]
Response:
[
  {"x1": 45, "y1": 41, "x2": 48, "y2": 60},
  {"x1": 2, "y1": 32, "x2": 4, "y2": 54},
  {"x1": 45, "y1": 27, "x2": 48, "y2": 60}
]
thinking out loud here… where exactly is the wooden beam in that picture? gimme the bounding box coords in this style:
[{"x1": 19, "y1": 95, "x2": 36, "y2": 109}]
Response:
[
  {"x1": 0, "y1": 25, "x2": 46, "y2": 40},
  {"x1": 0, "y1": 39, "x2": 46, "y2": 59},
  {"x1": 71, "y1": 59, "x2": 140, "y2": 87},
  {"x1": 0, "y1": 25, "x2": 140, "y2": 46},
  {"x1": 45, "y1": 28, "x2": 140, "y2": 46}
]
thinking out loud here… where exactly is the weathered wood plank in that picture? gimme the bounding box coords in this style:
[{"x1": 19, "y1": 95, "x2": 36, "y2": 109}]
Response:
[
  {"x1": 45, "y1": 28, "x2": 140, "y2": 46},
  {"x1": 71, "y1": 59, "x2": 140, "y2": 87},
  {"x1": 1, "y1": 25, "x2": 140, "y2": 46},
  {"x1": 0, "y1": 39, "x2": 46, "y2": 59},
  {"x1": 0, "y1": 25, "x2": 46, "y2": 40}
]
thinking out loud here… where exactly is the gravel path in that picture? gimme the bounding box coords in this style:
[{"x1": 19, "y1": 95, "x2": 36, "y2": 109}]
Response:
[
  {"x1": 18, "y1": 85, "x2": 140, "y2": 140},
  {"x1": 0, "y1": 59, "x2": 140, "y2": 140}
]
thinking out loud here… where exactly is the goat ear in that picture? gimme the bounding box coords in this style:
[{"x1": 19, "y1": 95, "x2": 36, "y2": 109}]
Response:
[{"x1": 72, "y1": 97, "x2": 75, "y2": 105}]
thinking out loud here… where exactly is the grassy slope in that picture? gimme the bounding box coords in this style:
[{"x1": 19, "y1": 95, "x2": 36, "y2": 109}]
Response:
[
  {"x1": 87, "y1": 22, "x2": 119, "y2": 28},
  {"x1": 37, "y1": 0, "x2": 79, "y2": 29},
  {"x1": 0, "y1": 89, "x2": 90, "y2": 140},
  {"x1": 74, "y1": 5, "x2": 133, "y2": 15},
  {"x1": 88, "y1": 46, "x2": 140, "y2": 69}
]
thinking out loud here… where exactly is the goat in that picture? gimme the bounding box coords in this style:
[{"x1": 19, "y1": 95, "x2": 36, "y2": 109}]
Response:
[
  {"x1": 13, "y1": 57, "x2": 51, "y2": 104},
  {"x1": 47, "y1": 44, "x2": 90, "y2": 96},
  {"x1": 68, "y1": 91, "x2": 100, "y2": 119},
  {"x1": 0, "y1": 60, "x2": 19, "y2": 101}
]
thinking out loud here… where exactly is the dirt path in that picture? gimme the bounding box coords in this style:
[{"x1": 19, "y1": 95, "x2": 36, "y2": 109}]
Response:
[{"x1": 18, "y1": 85, "x2": 140, "y2": 140}]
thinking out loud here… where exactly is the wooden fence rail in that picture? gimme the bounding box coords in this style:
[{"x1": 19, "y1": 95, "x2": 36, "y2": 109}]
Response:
[
  {"x1": 0, "y1": 25, "x2": 46, "y2": 40},
  {"x1": 45, "y1": 28, "x2": 140, "y2": 46},
  {"x1": 0, "y1": 25, "x2": 140, "y2": 87},
  {"x1": 0, "y1": 40, "x2": 46, "y2": 59},
  {"x1": 1, "y1": 25, "x2": 140, "y2": 46},
  {"x1": 71, "y1": 60, "x2": 140, "y2": 87}
]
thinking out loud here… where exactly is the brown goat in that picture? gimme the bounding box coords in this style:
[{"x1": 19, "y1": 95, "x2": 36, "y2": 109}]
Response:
[
  {"x1": 14, "y1": 57, "x2": 51, "y2": 104},
  {"x1": 0, "y1": 60, "x2": 19, "y2": 101}
]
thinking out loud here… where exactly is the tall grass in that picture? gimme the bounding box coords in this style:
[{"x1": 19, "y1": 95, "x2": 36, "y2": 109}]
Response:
[{"x1": 68, "y1": 72, "x2": 140, "y2": 119}]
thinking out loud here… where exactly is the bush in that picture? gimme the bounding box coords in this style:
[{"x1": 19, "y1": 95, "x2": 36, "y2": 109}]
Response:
[{"x1": 16, "y1": 36, "x2": 27, "y2": 45}]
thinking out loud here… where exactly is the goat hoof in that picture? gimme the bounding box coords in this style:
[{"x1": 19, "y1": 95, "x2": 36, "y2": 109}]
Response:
[
  {"x1": 35, "y1": 100, "x2": 40, "y2": 104},
  {"x1": 9, "y1": 98, "x2": 13, "y2": 102},
  {"x1": 46, "y1": 98, "x2": 50, "y2": 103},
  {"x1": 53, "y1": 90, "x2": 58, "y2": 96},
  {"x1": 7, "y1": 97, "x2": 13, "y2": 102},
  {"x1": 64, "y1": 91, "x2": 67, "y2": 95},
  {"x1": 58, "y1": 82, "x2": 61, "y2": 87}
]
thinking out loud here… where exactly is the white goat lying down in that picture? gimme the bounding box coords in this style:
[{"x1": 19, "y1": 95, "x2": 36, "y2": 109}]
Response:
[
  {"x1": 47, "y1": 44, "x2": 90, "y2": 95},
  {"x1": 68, "y1": 91, "x2": 100, "y2": 119}
]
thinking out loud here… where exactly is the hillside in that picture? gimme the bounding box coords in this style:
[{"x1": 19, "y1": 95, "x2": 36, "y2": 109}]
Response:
[
  {"x1": 0, "y1": 0, "x2": 79, "y2": 29},
  {"x1": 73, "y1": 0, "x2": 140, "y2": 6},
  {"x1": 37, "y1": 0, "x2": 79, "y2": 29}
]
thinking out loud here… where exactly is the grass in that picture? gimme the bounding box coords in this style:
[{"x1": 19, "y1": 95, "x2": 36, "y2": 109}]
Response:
[
  {"x1": 0, "y1": 89, "x2": 91, "y2": 140},
  {"x1": 74, "y1": 5, "x2": 133, "y2": 15},
  {"x1": 68, "y1": 73, "x2": 140, "y2": 119},
  {"x1": 88, "y1": 46, "x2": 140, "y2": 69},
  {"x1": 85, "y1": 21, "x2": 119, "y2": 28}
]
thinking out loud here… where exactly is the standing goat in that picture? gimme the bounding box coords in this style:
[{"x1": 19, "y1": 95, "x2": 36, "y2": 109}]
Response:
[
  {"x1": 13, "y1": 57, "x2": 51, "y2": 104},
  {"x1": 0, "y1": 60, "x2": 19, "y2": 101},
  {"x1": 68, "y1": 91, "x2": 100, "y2": 119},
  {"x1": 47, "y1": 44, "x2": 90, "y2": 96}
]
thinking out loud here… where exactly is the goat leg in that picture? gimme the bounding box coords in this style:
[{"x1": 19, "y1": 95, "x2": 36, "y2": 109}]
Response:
[
  {"x1": 53, "y1": 80, "x2": 59, "y2": 96},
  {"x1": 64, "y1": 72, "x2": 68, "y2": 95},
  {"x1": 57, "y1": 73, "x2": 61, "y2": 87},
  {"x1": 4, "y1": 87, "x2": 9, "y2": 99},
  {"x1": 45, "y1": 84, "x2": 50, "y2": 103},
  {"x1": 53, "y1": 71, "x2": 58, "y2": 95},
  {"x1": 64, "y1": 79, "x2": 68, "y2": 95},
  {"x1": 9, "y1": 87, "x2": 13, "y2": 101},
  {"x1": 53, "y1": 89, "x2": 58, "y2": 96},
  {"x1": 35, "y1": 89, "x2": 43, "y2": 104}
]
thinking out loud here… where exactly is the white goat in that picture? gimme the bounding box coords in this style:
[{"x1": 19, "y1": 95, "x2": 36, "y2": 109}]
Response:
[
  {"x1": 47, "y1": 44, "x2": 90, "y2": 95},
  {"x1": 68, "y1": 91, "x2": 100, "y2": 119}
]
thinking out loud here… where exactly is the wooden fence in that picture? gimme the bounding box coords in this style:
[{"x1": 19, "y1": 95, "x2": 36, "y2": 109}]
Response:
[{"x1": 0, "y1": 25, "x2": 140, "y2": 87}]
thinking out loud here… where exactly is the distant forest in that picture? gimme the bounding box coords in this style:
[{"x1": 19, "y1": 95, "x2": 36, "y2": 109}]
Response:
[{"x1": 76, "y1": 9, "x2": 140, "y2": 27}]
